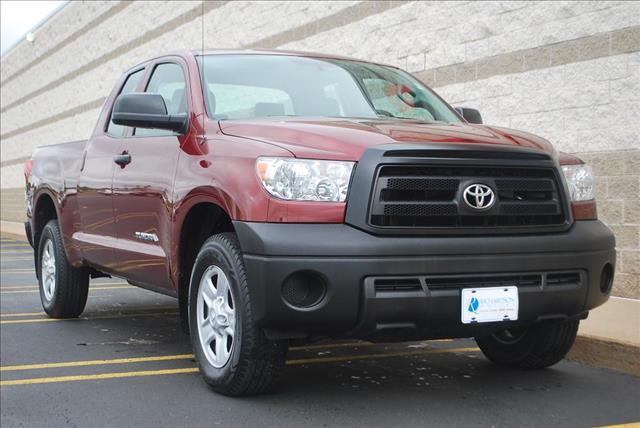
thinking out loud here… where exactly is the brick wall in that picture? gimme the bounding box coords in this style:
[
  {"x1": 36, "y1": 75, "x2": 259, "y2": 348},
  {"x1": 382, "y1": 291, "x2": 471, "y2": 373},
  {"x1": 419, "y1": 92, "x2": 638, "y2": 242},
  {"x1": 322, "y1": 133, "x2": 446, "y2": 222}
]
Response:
[{"x1": 1, "y1": 1, "x2": 638, "y2": 297}]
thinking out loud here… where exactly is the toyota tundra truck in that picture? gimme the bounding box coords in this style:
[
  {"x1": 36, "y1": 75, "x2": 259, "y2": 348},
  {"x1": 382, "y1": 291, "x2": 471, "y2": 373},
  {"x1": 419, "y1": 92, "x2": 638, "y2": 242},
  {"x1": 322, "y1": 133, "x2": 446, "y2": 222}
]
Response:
[{"x1": 24, "y1": 50, "x2": 616, "y2": 396}]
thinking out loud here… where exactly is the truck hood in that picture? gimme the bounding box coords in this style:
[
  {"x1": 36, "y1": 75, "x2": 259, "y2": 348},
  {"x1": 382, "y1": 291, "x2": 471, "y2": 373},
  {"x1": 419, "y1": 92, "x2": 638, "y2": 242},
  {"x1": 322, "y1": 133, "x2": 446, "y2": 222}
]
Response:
[{"x1": 219, "y1": 118, "x2": 555, "y2": 161}]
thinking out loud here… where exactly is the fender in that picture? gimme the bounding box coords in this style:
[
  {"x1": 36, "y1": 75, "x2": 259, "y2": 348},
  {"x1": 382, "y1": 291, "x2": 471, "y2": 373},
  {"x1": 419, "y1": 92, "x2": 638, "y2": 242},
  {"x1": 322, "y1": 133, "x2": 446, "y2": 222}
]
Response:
[
  {"x1": 169, "y1": 185, "x2": 238, "y2": 287},
  {"x1": 31, "y1": 186, "x2": 83, "y2": 268}
]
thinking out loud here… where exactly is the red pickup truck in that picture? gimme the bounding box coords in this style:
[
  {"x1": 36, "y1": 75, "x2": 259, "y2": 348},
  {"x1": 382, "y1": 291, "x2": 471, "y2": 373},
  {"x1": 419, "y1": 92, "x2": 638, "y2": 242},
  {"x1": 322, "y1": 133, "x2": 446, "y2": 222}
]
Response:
[{"x1": 25, "y1": 50, "x2": 615, "y2": 396}]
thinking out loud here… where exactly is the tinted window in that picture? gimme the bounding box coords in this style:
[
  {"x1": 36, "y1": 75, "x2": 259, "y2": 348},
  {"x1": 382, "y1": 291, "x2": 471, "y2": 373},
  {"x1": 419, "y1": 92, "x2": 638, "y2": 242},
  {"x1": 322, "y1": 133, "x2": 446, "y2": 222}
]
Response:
[
  {"x1": 107, "y1": 69, "x2": 144, "y2": 136},
  {"x1": 135, "y1": 62, "x2": 187, "y2": 136}
]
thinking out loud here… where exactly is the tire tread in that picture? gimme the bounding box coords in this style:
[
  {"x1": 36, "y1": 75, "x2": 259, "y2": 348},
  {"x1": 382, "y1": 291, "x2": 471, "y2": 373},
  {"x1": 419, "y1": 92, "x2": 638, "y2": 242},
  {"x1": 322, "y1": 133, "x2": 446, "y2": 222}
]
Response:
[
  {"x1": 39, "y1": 220, "x2": 89, "y2": 318},
  {"x1": 476, "y1": 320, "x2": 579, "y2": 370},
  {"x1": 192, "y1": 232, "x2": 286, "y2": 396}
]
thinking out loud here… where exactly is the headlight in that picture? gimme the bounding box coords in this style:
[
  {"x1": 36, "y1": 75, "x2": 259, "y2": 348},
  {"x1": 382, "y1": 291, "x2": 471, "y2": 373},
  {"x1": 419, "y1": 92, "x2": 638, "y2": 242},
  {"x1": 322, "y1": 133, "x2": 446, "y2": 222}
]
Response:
[
  {"x1": 561, "y1": 164, "x2": 595, "y2": 201},
  {"x1": 256, "y1": 157, "x2": 355, "y2": 202}
]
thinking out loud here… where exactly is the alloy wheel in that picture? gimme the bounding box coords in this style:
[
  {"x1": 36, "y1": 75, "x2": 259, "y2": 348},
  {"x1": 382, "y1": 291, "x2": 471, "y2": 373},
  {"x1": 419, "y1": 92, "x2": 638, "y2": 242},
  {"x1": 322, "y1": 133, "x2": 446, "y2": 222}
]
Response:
[{"x1": 196, "y1": 265, "x2": 236, "y2": 368}]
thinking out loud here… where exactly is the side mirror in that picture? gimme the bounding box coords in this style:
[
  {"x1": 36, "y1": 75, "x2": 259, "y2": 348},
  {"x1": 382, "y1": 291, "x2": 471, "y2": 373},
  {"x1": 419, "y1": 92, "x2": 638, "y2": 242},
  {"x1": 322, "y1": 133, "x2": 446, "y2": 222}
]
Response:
[
  {"x1": 455, "y1": 107, "x2": 483, "y2": 124},
  {"x1": 112, "y1": 93, "x2": 187, "y2": 133}
]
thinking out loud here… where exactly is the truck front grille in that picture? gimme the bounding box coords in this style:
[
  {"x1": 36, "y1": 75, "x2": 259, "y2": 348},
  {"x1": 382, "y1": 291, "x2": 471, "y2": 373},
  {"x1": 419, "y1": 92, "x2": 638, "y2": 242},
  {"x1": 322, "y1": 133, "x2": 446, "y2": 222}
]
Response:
[{"x1": 369, "y1": 165, "x2": 567, "y2": 229}]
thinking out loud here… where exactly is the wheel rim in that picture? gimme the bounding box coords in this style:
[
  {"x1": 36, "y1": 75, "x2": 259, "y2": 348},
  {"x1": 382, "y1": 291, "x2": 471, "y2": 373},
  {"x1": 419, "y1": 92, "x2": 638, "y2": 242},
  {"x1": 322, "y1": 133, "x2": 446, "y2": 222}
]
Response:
[
  {"x1": 41, "y1": 239, "x2": 56, "y2": 301},
  {"x1": 196, "y1": 266, "x2": 236, "y2": 368}
]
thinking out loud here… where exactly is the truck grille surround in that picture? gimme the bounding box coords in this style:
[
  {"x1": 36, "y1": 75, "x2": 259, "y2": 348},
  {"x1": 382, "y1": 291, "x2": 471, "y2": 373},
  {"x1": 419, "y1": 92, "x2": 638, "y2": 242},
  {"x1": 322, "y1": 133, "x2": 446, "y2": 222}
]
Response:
[
  {"x1": 344, "y1": 145, "x2": 573, "y2": 236},
  {"x1": 370, "y1": 165, "x2": 566, "y2": 228}
]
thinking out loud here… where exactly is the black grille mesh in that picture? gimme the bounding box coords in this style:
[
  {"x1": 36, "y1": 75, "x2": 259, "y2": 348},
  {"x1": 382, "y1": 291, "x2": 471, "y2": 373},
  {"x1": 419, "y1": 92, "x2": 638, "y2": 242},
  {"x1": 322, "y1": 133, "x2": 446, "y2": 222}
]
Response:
[
  {"x1": 383, "y1": 203, "x2": 457, "y2": 217},
  {"x1": 370, "y1": 165, "x2": 567, "y2": 229}
]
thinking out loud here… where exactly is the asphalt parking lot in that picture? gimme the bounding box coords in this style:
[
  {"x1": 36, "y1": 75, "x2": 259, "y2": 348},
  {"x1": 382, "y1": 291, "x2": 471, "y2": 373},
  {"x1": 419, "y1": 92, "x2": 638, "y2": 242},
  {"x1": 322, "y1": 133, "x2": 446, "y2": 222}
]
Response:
[{"x1": 1, "y1": 234, "x2": 639, "y2": 428}]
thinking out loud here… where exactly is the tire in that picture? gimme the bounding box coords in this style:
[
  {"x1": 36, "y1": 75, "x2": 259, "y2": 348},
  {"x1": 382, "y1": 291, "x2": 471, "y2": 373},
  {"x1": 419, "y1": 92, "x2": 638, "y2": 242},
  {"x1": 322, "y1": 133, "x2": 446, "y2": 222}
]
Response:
[
  {"x1": 475, "y1": 320, "x2": 579, "y2": 369},
  {"x1": 188, "y1": 232, "x2": 287, "y2": 396},
  {"x1": 37, "y1": 219, "x2": 89, "y2": 318}
]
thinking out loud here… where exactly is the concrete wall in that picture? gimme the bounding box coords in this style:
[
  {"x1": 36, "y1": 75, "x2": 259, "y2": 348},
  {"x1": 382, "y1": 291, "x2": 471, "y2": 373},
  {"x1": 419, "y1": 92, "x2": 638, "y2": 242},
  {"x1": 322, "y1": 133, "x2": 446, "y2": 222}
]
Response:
[{"x1": 1, "y1": 1, "x2": 638, "y2": 297}]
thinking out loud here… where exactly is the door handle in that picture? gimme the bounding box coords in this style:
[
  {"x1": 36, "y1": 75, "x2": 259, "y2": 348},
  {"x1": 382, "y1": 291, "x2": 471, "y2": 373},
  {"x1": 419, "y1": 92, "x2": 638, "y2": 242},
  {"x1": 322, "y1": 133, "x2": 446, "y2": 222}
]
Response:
[{"x1": 114, "y1": 151, "x2": 131, "y2": 168}]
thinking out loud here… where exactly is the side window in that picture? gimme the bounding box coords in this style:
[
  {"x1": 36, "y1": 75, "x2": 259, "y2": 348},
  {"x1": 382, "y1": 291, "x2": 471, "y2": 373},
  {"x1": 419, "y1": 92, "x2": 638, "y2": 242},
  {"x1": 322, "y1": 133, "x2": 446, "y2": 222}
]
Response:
[
  {"x1": 106, "y1": 69, "x2": 144, "y2": 136},
  {"x1": 135, "y1": 63, "x2": 187, "y2": 136}
]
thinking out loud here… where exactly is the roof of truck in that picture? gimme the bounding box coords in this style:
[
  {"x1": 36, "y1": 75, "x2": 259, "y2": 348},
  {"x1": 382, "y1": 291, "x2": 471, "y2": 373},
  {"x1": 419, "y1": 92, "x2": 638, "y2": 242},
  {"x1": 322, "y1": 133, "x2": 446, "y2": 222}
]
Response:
[{"x1": 130, "y1": 49, "x2": 397, "y2": 70}]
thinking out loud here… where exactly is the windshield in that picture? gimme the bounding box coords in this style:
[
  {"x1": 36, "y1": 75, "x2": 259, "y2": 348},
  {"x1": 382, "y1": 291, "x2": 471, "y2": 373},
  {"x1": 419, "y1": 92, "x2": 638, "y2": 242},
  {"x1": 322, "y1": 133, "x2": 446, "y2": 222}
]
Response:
[{"x1": 197, "y1": 55, "x2": 461, "y2": 123}]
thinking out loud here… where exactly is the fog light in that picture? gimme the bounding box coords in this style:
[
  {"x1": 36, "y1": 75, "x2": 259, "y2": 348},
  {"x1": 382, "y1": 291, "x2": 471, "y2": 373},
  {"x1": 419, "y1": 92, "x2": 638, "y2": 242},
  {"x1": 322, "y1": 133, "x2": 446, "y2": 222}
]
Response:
[
  {"x1": 281, "y1": 271, "x2": 326, "y2": 308},
  {"x1": 600, "y1": 264, "x2": 614, "y2": 294}
]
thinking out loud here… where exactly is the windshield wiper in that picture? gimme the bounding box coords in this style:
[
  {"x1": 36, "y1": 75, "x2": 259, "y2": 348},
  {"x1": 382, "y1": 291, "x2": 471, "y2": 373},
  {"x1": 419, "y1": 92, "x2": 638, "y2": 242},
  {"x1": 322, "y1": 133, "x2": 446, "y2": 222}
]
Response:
[{"x1": 372, "y1": 112, "x2": 450, "y2": 125}]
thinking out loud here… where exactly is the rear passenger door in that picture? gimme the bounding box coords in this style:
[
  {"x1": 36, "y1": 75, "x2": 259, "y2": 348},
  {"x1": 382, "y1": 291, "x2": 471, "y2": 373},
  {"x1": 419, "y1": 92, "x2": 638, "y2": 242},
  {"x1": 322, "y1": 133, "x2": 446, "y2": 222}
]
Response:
[{"x1": 111, "y1": 59, "x2": 188, "y2": 291}]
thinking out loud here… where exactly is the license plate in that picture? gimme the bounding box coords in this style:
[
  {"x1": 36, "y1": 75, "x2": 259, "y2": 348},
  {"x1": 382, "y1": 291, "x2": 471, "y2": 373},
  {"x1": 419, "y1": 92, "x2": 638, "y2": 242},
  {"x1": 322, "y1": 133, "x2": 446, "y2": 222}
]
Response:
[{"x1": 461, "y1": 286, "x2": 519, "y2": 324}]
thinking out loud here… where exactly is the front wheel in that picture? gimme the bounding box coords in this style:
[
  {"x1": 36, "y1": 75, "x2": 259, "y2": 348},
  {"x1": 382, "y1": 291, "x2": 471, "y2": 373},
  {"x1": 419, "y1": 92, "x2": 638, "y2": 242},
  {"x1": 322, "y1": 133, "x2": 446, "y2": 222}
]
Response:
[
  {"x1": 475, "y1": 320, "x2": 579, "y2": 369},
  {"x1": 188, "y1": 233, "x2": 287, "y2": 396}
]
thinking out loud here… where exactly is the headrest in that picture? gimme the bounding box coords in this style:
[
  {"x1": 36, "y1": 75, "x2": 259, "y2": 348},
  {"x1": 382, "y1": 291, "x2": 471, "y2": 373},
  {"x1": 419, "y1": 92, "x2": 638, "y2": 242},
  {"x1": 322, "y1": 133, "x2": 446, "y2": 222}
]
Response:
[
  {"x1": 207, "y1": 88, "x2": 216, "y2": 115},
  {"x1": 170, "y1": 88, "x2": 187, "y2": 115}
]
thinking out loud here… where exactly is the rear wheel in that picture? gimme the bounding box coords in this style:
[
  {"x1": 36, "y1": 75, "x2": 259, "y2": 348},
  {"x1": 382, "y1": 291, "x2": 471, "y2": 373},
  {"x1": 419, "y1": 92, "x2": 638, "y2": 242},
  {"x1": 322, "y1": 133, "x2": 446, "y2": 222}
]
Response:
[
  {"x1": 38, "y1": 220, "x2": 89, "y2": 318},
  {"x1": 189, "y1": 233, "x2": 287, "y2": 396},
  {"x1": 475, "y1": 320, "x2": 579, "y2": 369}
]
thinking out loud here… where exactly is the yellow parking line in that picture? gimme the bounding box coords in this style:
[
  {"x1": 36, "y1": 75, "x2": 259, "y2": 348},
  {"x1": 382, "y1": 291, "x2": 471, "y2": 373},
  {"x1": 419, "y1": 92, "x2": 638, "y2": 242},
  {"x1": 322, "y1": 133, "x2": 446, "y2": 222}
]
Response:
[
  {"x1": 1, "y1": 285, "x2": 133, "y2": 294},
  {"x1": 1, "y1": 354, "x2": 195, "y2": 372},
  {"x1": 0, "y1": 346, "x2": 478, "y2": 386},
  {"x1": 0, "y1": 310, "x2": 178, "y2": 324},
  {"x1": 289, "y1": 341, "x2": 373, "y2": 351},
  {"x1": 599, "y1": 423, "x2": 640, "y2": 428},
  {"x1": 0, "y1": 286, "x2": 39, "y2": 290},
  {"x1": 286, "y1": 346, "x2": 478, "y2": 365},
  {"x1": 286, "y1": 339, "x2": 452, "y2": 352},
  {"x1": 1, "y1": 318, "x2": 62, "y2": 325},
  {"x1": 0, "y1": 367, "x2": 200, "y2": 386},
  {"x1": 1, "y1": 282, "x2": 128, "y2": 290},
  {"x1": 0, "y1": 345, "x2": 466, "y2": 372},
  {"x1": 0, "y1": 311, "x2": 45, "y2": 318}
]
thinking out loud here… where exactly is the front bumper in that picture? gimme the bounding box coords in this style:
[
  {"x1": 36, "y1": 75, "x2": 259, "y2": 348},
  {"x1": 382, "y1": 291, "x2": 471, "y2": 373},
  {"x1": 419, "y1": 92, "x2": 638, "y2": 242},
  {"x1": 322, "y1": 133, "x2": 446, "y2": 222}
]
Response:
[{"x1": 234, "y1": 220, "x2": 615, "y2": 340}]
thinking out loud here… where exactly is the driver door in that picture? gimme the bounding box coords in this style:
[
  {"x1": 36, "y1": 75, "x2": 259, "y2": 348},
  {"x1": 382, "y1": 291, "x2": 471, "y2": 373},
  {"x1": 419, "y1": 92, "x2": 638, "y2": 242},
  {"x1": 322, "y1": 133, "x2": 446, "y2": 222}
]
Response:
[{"x1": 111, "y1": 60, "x2": 188, "y2": 291}]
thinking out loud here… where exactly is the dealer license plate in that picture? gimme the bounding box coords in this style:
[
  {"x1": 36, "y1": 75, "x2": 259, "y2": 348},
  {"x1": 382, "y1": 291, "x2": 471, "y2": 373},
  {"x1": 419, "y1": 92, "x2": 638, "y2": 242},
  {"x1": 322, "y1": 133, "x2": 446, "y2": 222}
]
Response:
[{"x1": 461, "y1": 286, "x2": 519, "y2": 324}]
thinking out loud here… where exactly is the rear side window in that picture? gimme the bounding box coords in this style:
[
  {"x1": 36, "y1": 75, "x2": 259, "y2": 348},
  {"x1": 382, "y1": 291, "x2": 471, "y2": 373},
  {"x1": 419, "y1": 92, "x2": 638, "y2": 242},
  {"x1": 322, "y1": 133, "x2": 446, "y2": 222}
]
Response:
[
  {"x1": 134, "y1": 62, "x2": 187, "y2": 136},
  {"x1": 107, "y1": 69, "x2": 144, "y2": 136}
]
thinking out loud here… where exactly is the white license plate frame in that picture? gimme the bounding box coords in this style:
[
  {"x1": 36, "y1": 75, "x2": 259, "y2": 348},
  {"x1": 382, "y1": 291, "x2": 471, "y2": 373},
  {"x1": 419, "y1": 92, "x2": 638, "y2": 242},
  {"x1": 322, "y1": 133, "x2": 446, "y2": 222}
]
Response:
[{"x1": 461, "y1": 286, "x2": 519, "y2": 324}]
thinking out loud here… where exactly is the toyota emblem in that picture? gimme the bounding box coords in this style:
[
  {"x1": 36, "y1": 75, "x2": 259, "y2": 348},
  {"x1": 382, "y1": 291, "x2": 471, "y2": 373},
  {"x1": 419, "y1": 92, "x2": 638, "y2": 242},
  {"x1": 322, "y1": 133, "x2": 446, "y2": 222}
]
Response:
[{"x1": 463, "y1": 184, "x2": 496, "y2": 210}]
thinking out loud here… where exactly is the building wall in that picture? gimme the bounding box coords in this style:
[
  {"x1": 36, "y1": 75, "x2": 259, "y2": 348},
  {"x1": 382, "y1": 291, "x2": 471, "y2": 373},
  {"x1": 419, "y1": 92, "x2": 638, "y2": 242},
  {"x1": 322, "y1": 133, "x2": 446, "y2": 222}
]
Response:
[{"x1": 1, "y1": 1, "x2": 638, "y2": 297}]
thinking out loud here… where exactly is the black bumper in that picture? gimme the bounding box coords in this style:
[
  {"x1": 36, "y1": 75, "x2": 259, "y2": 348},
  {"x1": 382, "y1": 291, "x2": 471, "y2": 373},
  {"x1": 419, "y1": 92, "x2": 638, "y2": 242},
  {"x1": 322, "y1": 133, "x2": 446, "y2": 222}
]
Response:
[{"x1": 234, "y1": 220, "x2": 615, "y2": 340}]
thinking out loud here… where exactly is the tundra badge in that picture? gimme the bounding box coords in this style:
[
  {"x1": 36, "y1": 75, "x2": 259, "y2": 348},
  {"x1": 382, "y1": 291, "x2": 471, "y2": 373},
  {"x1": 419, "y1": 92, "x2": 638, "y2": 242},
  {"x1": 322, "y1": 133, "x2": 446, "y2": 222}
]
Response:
[{"x1": 134, "y1": 231, "x2": 159, "y2": 242}]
